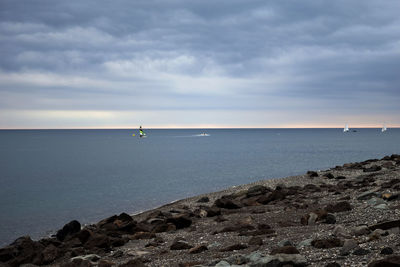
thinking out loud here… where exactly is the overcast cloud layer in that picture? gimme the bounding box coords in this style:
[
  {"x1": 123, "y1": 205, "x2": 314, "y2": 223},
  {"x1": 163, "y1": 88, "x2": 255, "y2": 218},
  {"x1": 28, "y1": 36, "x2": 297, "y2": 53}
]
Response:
[{"x1": 0, "y1": 0, "x2": 399, "y2": 128}]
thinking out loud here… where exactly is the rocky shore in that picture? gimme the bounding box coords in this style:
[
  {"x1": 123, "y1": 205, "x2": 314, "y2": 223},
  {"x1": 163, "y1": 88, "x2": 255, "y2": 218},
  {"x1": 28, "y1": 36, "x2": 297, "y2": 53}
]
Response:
[{"x1": 2, "y1": 154, "x2": 400, "y2": 267}]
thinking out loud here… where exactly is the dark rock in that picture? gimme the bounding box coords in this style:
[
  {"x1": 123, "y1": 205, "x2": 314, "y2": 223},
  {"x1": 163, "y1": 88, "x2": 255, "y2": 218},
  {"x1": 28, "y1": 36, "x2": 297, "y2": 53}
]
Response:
[
  {"x1": 62, "y1": 258, "x2": 93, "y2": 267},
  {"x1": 325, "y1": 201, "x2": 352, "y2": 213},
  {"x1": 119, "y1": 258, "x2": 146, "y2": 267},
  {"x1": 98, "y1": 260, "x2": 115, "y2": 267},
  {"x1": 381, "y1": 179, "x2": 400, "y2": 189},
  {"x1": 352, "y1": 248, "x2": 370, "y2": 255},
  {"x1": 270, "y1": 246, "x2": 299, "y2": 255},
  {"x1": 214, "y1": 197, "x2": 242, "y2": 209},
  {"x1": 56, "y1": 220, "x2": 81, "y2": 241},
  {"x1": 188, "y1": 245, "x2": 208, "y2": 254},
  {"x1": 303, "y1": 184, "x2": 321, "y2": 192},
  {"x1": 311, "y1": 238, "x2": 343, "y2": 248},
  {"x1": 248, "y1": 236, "x2": 263, "y2": 246},
  {"x1": 170, "y1": 240, "x2": 193, "y2": 250},
  {"x1": 335, "y1": 176, "x2": 346, "y2": 180},
  {"x1": 370, "y1": 220, "x2": 400, "y2": 231},
  {"x1": 166, "y1": 214, "x2": 192, "y2": 229},
  {"x1": 326, "y1": 263, "x2": 341, "y2": 267},
  {"x1": 246, "y1": 185, "x2": 270, "y2": 197},
  {"x1": 204, "y1": 206, "x2": 221, "y2": 217},
  {"x1": 324, "y1": 213, "x2": 336, "y2": 224},
  {"x1": 307, "y1": 171, "x2": 319, "y2": 177},
  {"x1": 97, "y1": 213, "x2": 136, "y2": 234},
  {"x1": 197, "y1": 196, "x2": 209, "y2": 203},
  {"x1": 219, "y1": 243, "x2": 248, "y2": 252},
  {"x1": 0, "y1": 236, "x2": 45, "y2": 267},
  {"x1": 381, "y1": 247, "x2": 394, "y2": 255},
  {"x1": 368, "y1": 256, "x2": 400, "y2": 267},
  {"x1": 84, "y1": 234, "x2": 111, "y2": 249},
  {"x1": 363, "y1": 165, "x2": 382, "y2": 172},
  {"x1": 257, "y1": 190, "x2": 286, "y2": 204},
  {"x1": 324, "y1": 173, "x2": 335, "y2": 179},
  {"x1": 41, "y1": 244, "x2": 59, "y2": 264}
]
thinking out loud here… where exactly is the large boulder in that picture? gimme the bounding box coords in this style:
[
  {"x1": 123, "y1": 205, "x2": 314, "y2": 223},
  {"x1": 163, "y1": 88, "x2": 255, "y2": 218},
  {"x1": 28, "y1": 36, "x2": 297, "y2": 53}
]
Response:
[
  {"x1": 56, "y1": 220, "x2": 81, "y2": 241},
  {"x1": 214, "y1": 197, "x2": 242, "y2": 209},
  {"x1": 0, "y1": 236, "x2": 45, "y2": 267}
]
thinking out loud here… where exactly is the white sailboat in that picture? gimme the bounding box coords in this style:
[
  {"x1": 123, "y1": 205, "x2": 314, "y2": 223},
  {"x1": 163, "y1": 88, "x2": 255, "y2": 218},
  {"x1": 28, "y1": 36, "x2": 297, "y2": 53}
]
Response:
[
  {"x1": 343, "y1": 123, "x2": 349, "y2": 132},
  {"x1": 382, "y1": 123, "x2": 387, "y2": 132}
]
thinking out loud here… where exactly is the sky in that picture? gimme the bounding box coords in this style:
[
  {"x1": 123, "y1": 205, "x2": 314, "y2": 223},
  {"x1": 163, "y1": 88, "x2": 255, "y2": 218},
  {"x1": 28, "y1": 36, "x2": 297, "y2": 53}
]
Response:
[{"x1": 0, "y1": 0, "x2": 399, "y2": 129}]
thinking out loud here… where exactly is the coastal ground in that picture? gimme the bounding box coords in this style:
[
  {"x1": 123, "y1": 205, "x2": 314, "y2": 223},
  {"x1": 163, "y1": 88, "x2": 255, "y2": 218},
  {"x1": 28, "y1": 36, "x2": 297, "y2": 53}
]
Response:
[{"x1": 1, "y1": 154, "x2": 400, "y2": 266}]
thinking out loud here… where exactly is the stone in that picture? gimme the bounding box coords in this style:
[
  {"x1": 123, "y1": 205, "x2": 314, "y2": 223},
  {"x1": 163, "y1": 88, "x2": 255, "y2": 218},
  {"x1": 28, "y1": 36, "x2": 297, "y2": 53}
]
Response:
[
  {"x1": 368, "y1": 256, "x2": 400, "y2": 267},
  {"x1": 307, "y1": 171, "x2": 319, "y2": 177},
  {"x1": 0, "y1": 236, "x2": 45, "y2": 266},
  {"x1": 84, "y1": 234, "x2": 111, "y2": 249},
  {"x1": 297, "y1": 239, "x2": 313, "y2": 248},
  {"x1": 118, "y1": 258, "x2": 146, "y2": 267},
  {"x1": 367, "y1": 197, "x2": 386, "y2": 206},
  {"x1": 219, "y1": 243, "x2": 248, "y2": 252},
  {"x1": 325, "y1": 201, "x2": 352, "y2": 213},
  {"x1": 326, "y1": 263, "x2": 341, "y2": 267},
  {"x1": 374, "y1": 204, "x2": 389, "y2": 210},
  {"x1": 130, "y1": 232, "x2": 156, "y2": 240},
  {"x1": 380, "y1": 247, "x2": 394, "y2": 255},
  {"x1": 277, "y1": 240, "x2": 293, "y2": 247},
  {"x1": 370, "y1": 219, "x2": 400, "y2": 231},
  {"x1": 248, "y1": 237, "x2": 263, "y2": 246},
  {"x1": 188, "y1": 245, "x2": 208, "y2": 254},
  {"x1": 71, "y1": 254, "x2": 101, "y2": 262},
  {"x1": 214, "y1": 197, "x2": 242, "y2": 209},
  {"x1": 352, "y1": 225, "x2": 370, "y2": 236},
  {"x1": 324, "y1": 173, "x2": 335, "y2": 179},
  {"x1": 352, "y1": 248, "x2": 370, "y2": 255},
  {"x1": 363, "y1": 165, "x2": 382, "y2": 172},
  {"x1": 215, "y1": 261, "x2": 230, "y2": 267},
  {"x1": 307, "y1": 212, "x2": 318, "y2": 225},
  {"x1": 270, "y1": 246, "x2": 299, "y2": 255},
  {"x1": 324, "y1": 213, "x2": 336, "y2": 224},
  {"x1": 369, "y1": 229, "x2": 386, "y2": 241},
  {"x1": 340, "y1": 239, "x2": 358, "y2": 256},
  {"x1": 252, "y1": 254, "x2": 307, "y2": 267},
  {"x1": 42, "y1": 244, "x2": 59, "y2": 264},
  {"x1": 166, "y1": 214, "x2": 192, "y2": 229},
  {"x1": 333, "y1": 225, "x2": 350, "y2": 238},
  {"x1": 225, "y1": 254, "x2": 248, "y2": 265},
  {"x1": 247, "y1": 185, "x2": 270, "y2": 197},
  {"x1": 197, "y1": 196, "x2": 209, "y2": 203},
  {"x1": 170, "y1": 240, "x2": 193, "y2": 250},
  {"x1": 98, "y1": 260, "x2": 115, "y2": 267},
  {"x1": 335, "y1": 176, "x2": 346, "y2": 180},
  {"x1": 311, "y1": 238, "x2": 342, "y2": 249},
  {"x1": 56, "y1": 220, "x2": 81, "y2": 241},
  {"x1": 357, "y1": 190, "x2": 380, "y2": 200}
]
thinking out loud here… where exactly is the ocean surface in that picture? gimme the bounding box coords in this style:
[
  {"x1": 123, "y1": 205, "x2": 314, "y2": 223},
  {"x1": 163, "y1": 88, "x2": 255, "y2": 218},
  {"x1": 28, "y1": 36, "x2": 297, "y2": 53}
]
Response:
[{"x1": 0, "y1": 128, "x2": 399, "y2": 246}]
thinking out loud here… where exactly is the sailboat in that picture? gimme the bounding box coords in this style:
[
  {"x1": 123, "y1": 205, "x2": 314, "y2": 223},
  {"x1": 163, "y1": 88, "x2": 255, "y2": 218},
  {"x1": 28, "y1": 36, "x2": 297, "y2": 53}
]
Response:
[
  {"x1": 343, "y1": 123, "x2": 349, "y2": 132},
  {"x1": 382, "y1": 123, "x2": 387, "y2": 132}
]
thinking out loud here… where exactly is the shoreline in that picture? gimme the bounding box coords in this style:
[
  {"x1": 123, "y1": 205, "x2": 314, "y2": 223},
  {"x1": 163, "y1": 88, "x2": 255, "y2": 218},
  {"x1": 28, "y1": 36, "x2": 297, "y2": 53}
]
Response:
[{"x1": 1, "y1": 154, "x2": 400, "y2": 266}]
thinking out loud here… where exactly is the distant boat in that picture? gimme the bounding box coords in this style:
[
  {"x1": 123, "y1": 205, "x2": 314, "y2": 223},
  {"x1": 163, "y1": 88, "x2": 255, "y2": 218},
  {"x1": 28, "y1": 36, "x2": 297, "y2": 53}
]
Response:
[
  {"x1": 343, "y1": 123, "x2": 349, "y2": 132},
  {"x1": 382, "y1": 124, "x2": 387, "y2": 132}
]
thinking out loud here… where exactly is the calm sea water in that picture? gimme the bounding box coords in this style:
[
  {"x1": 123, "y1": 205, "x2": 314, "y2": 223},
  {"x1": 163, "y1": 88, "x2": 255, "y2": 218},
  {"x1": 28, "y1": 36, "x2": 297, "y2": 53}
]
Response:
[{"x1": 0, "y1": 128, "x2": 399, "y2": 245}]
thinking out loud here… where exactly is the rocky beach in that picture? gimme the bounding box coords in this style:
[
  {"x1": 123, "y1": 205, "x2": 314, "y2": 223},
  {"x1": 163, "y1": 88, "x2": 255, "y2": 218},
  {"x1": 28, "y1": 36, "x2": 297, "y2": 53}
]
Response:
[{"x1": 1, "y1": 154, "x2": 400, "y2": 267}]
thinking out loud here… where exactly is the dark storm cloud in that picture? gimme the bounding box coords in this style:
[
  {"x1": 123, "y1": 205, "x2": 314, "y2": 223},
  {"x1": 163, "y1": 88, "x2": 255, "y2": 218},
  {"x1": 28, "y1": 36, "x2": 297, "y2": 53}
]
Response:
[{"x1": 0, "y1": 0, "x2": 399, "y2": 127}]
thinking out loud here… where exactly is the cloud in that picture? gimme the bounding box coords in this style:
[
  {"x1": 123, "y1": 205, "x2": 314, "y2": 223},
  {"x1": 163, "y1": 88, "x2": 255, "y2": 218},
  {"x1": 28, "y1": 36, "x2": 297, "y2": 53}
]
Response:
[{"x1": 0, "y1": 0, "x2": 399, "y2": 127}]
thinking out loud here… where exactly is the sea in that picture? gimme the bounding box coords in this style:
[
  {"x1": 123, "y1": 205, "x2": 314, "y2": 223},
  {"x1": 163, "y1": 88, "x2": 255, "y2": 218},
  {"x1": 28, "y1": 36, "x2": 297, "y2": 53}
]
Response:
[{"x1": 0, "y1": 128, "x2": 399, "y2": 246}]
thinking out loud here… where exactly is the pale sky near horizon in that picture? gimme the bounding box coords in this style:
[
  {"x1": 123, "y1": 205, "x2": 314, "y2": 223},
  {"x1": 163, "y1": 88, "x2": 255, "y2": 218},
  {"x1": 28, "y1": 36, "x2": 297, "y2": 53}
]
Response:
[{"x1": 0, "y1": 1, "x2": 399, "y2": 129}]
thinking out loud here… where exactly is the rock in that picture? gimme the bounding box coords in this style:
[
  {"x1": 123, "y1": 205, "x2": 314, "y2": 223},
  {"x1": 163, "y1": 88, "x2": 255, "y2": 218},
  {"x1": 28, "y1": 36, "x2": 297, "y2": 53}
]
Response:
[
  {"x1": 303, "y1": 184, "x2": 321, "y2": 192},
  {"x1": 166, "y1": 214, "x2": 192, "y2": 229},
  {"x1": 325, "y1": 201, "x2": 352, "y2": 213},
  {"x1": 352, "y1": 225, "x2": 371, "y2": 236},
  {"x1": 277, "y1": 240, "x2": 293, "y2": 247},
  {"x1": 256, "y1": 190, "x2": 286, "y2": 204},
  {"x1": 307, "y1": 171, "x2": 319, "y2": 177},
  {"x1": 380, "y1": 247, "x2": 394, "y2": 255},
  {"x1": 368, "y1": 229, "x2": 386, "y2": 241},
  {"x1": 370, "y1": 219, "x2": 400, "y2": 230},
  {"x1": 248, "y1": 237, "x2": 263, "y2": 246},
  {"x1": 71, "y1": 254, "x2": 101, "y2": 262},
  {"x1": 352, "y1": 248, "x2": 370, "y2": 255},
  {"x1": 63, "y1": 258, "x2": 93, "y2": 267},
  {"x1": 214, "y1": 197, "x2": 242, "y2": 209},
  {"x1": 220, "y1": 243, "x2": 248, "y2": 252},
  {"x1": 170, "y1": 240, "x2": 193, "y2": 250},
  {"x1": 324, "y1": 214, "x2": 336, "y2": 224},
  {"x1": 42, "y1": 244, "x2": 59, "y2": 264},
  {"x1": 197, "y1": 196, "x2": 209, "y2": 203},
  {"x1": 98, "y1": 260, "x2": 115, "y2": 267},
  {"x1": 56, "y1": 220, "x2": 81, "y2": 241},
  {"x1": 357, "y1": 190, "x2": 380, "y2": 200},
  {"x1": 118, "y1": 258, "x2": 146, "y2": 267},
  {"x1": 215, "y1": 261, "x2": 230, "y2": 267},
  {"x1": 381, "y1": 179, "x2": 400, "y2": 189},
  {"x1": 188, "y1": 245, "x2": 208, "y2": 254},
  {"x1": 307, "y1": 212, "x2": 318, "y2": 225},
  {"x1": 333, "y1": 225, "x2": 350, "y2": 238},
  {"x1": 84, "y1": 233, "x2": 111, "y2": 249},
  {"x1": 326, "y1": 263, "x2": 341, "y2": 267},
  {"x1": 225, "y1": 254, "x2": 248, "y2": 265},
  {"x1": 340, "y1": 239, "x2": 358, "y2": 256},
  {"x1": 246, "y1": 185, "x2": 270, "y2": 197},
  {"x1": 374, "y1": 204, "x2": 389, "y2": 210},
  {"x1": 363, "y1": 165, "x2": 382, "y2": 172},
  {"x1": 297, "y1": 239, "x2": 313, "y2": 248},
  {"x1": 311, "y1": 238, "x2": 343, "y2": 248},
  {"x1": 252, "y1": 254, "x2": 307, "y2": 267},
  {"x1": 368, "y1": 256, "x2": 400, "y2": 267},
  {"x1": 367, "y1": 197, "x2": 386, "y2": 206},
  {"x1": 324, "y1": 173, "x2": 334, "y2": 179},
  {"x1": 0, "y1": 236, "x2": 45, "y2": 266},
  {"x1": 270, "y1": 246, "x2": 299, "y2": 255}
]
